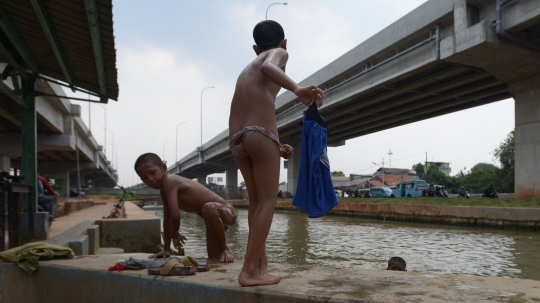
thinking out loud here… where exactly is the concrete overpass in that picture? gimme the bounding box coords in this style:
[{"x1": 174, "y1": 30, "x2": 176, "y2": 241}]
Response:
[
  {"x1": 171, "y1": 0, "x2": 540, "y2": 199},
  {"x1": 0, "y1": 74, "x2": 118, "y2": 190},
  {"x1": 0, "y1": 0, "x2": 119, "y2": 198}
]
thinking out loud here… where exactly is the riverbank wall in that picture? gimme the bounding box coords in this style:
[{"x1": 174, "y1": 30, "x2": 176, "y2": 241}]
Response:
[
  {"x1": 230, "y1": 201, "x2": 540, "y2": 232},
  {"x1": 2, "y1": 252, "x2": 540, "y2": 303}
]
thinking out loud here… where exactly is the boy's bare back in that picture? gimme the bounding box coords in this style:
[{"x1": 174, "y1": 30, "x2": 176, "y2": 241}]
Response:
[
  {"x1": 160, "y1": 174, "x2": 226, "y2": 213},
  {"x1": 229, "y1": 48, "x2": 286, "y2": 137}
]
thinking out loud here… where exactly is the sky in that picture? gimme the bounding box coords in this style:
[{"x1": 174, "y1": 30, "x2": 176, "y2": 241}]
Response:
[{"x1": 68, "y1": 0, "x2": 515, "y2": 187}]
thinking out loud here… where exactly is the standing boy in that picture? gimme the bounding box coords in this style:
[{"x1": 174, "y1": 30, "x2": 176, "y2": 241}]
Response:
[
  {"x1": 228, "y1": 20, "x2": 325, "y2": 286},
  {"x1": 134, "y1": 153, "x2": 237, "y2": 262}
]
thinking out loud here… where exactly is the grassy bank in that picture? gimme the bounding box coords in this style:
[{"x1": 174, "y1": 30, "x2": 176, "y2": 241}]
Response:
[{"x1": 275, "y1": 197, "x2": 540, "y2": 208}]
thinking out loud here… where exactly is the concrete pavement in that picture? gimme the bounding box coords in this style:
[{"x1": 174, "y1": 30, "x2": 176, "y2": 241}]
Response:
[
  {"x1": 48, "y1": 201, "x2": 114, "y2": 239},
  {"x1": 2, "y1": 252, "x2": 540, "y2": 302}
]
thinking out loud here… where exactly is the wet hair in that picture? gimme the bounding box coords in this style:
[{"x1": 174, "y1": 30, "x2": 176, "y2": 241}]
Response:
[
  {"x1": 253, "y1": 20, "x2": 285, "y2": 50},
  {"x1": 388, "y1": 257, "x2": 406, "y2": 268},
  {"x1": 134, "y1": 153, "x2": 163, "y2": 170}
]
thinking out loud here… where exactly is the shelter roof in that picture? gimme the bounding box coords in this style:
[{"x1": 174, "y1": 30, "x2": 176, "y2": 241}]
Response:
[{"x1": 0, "y1": 0, "x2": 118, "y2": 102}]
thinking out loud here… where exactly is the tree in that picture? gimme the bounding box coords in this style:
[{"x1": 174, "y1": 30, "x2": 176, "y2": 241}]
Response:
[
  {"x1": 461, "y1": 163, "x2": 499, "y2": 193},
  {"x1": 493, "y1": 130, "x2": 514, "y2": 193},
  {"x1": 412, "y1": 163, "x2": 425, "y2": 177},
  {"x1": 331, "y1": 171, "x2": 345, "y2": 177},
  {"x1": 425, "y1": 164, "x2": 446, "y2": 185}
]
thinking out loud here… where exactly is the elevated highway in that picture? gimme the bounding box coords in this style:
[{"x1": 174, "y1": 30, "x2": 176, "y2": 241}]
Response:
[
  {"x1": 0, "y1": 74, "x2": 118, "y2": 190},
  {"x1": 171, "y1": 0, "x2": 540, "y2": 199}
]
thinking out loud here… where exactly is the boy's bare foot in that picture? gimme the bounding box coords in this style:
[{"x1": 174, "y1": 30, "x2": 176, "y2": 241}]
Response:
[
  {"x1": 219, "y1": 249, "x2": 234, "y2": 263},
  {"x1": 238, "y1": 271, "x2": 281, "y2": 286}
]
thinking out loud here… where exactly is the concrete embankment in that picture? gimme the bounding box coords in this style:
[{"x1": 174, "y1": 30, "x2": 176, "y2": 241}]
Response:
[
  {"x1": 45, "y1": 201, "x2": 161, "y2": 255},
  {"x1": 2, "y1": 253, "x2": 540, "y2": 303},
  {"x1": 99, "y1": 201, "x2": 161, "y2": 253},
  {"x1": 230, "y1": 201, "x2": 540, "y2": 232}
]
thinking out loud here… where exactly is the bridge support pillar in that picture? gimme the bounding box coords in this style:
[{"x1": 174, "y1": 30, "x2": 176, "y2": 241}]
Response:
[
  {"x1": 286, "y1": 140, "x2": 301, "y2": 195},
  {"x1": 225, "y1": 163, "x2": 238, "y2": 199},
  {"x1": 510, "y1": 74, "x2": 540, "y2": 199},
  {"x1": 196, "y1": 174, "x2": 207, "y2": 186}
]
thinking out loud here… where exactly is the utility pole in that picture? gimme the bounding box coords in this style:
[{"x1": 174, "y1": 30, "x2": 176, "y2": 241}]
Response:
[
  {"x1": 382, "y1": 157, "x2": 385, "y2": 186},
  {"x1": 388, "y1": 149, "x2": 393, "y2": 167},
  {"x1": 373, "y1": 159, "x2": 385, "y2": 186},
  {"x1": 425, "y1": 152, "x2": 428, "y2": 182}
]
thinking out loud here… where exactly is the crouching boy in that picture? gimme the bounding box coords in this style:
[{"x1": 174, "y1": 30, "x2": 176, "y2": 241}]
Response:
[{"x1": 134, "y1": 153, "x2": 237, "y2": 262}]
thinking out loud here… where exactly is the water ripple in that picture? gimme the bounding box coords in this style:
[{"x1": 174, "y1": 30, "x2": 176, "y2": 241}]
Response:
[{"x1": 145, "y1": 208, "x2": 540, "y2": 281}]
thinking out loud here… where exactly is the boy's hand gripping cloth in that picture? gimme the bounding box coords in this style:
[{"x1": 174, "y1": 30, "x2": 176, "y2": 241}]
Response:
[{"x1": 292, "y1": 104, "x2": 338, "y2": 218}]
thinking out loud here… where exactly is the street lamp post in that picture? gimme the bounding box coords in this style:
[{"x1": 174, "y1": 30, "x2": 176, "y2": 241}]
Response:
[
  {"x1": 163, "y1": 140, "x2": 171, "y2": 163},
  {"x1": 200, "y1": 86, "x2": 214, "y2": 160},
  {"x1": 103, "y1": 127, "x2": 115, "y2": 167},
  {"x1": 266, "y1": 2, "x2": 287, "y2": 20},
  {"x1": 176, "y1": 122, "x2": 186, "y2": 171},
  {"x1": 88, "y1": 94, "x2": 91, "y2": 135},
  {"x1": 110, "y1": 144, "x2": 118, "y2": 171},
  {"x1": 98, "y1": 105, "x2": 107, "y2": 156}
]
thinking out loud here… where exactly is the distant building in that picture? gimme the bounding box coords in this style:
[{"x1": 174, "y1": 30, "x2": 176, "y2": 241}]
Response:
[
  {"x1": 207, "y1": 176, "x2": 224, "y2": 184},
  {"x1": 427, "y1": 161, "x2": 451, "y2": 176},
  {"x1": 331, "y1": 167, "x2": 419, "y2": 190}
]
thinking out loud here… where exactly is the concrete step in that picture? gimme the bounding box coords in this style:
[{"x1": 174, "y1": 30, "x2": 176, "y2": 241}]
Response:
[{"x1": 95, "y1": 247, "x2": 124, "y2": 254}]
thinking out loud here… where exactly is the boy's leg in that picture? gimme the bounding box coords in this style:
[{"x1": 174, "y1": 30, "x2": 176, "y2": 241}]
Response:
[
  {"x1": 234, "y1": 132, "x2": 280, "y2": 286},
  {"x1": 201, "y1": 202, "x2": 237, "y2": 262},
  {"x1": 38, "y1": 196, "x2": 54, "y2": 215},
  {"x1": 234, "y1": 154, "x2": 269, "y2": 272}
]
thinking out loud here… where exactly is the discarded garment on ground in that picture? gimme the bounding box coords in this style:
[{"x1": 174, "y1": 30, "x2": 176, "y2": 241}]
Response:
[
  {"x1": 0, "y1": 242, "x2": 75, "y2": 274},
  {"x1": 292, "y1": 103, "x2": 338, "y2": 218},
  {"x1": 108, "y1": 257, "x2": 182, "y2": 271}
]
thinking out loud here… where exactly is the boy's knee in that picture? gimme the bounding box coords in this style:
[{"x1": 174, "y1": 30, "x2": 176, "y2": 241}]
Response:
[{"x1": 201, "y1": 203, "x2": 219, "y2": 218}]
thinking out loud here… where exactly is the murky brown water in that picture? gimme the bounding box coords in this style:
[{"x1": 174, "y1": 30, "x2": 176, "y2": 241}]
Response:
[{"x1": 144, "y1": 206, "x2": 540, "y2": 281}]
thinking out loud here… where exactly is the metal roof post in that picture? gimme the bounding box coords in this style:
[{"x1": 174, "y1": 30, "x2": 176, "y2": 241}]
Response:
[
  {"x1": 84, "y1": 0, "x2": 108, "y2": 103},
  {"x1": 20, "y1": 74, "x2": 37, "y2": 213}
]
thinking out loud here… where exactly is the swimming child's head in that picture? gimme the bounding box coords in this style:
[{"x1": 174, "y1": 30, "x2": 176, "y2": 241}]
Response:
[
  {"x1": 134, "y1": 153, "x2": 167, "y2": 189},
  {"x1": 253, "y1": 20, "x2": 286, "y2": 53},
  {"x1": 386, "y1": 257, "x2": 407, "y2": 271}
]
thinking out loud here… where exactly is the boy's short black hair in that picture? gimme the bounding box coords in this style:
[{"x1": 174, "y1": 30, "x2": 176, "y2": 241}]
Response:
[
  {"x1": 388, "y1": 257, "x2": 406, "y2": 268},
  {"x1": 253, "y1": 20, "x2": 285, "y2": 50},
  {"x1": 134, "y1": 153, "x2": 163, "y2": 170}
]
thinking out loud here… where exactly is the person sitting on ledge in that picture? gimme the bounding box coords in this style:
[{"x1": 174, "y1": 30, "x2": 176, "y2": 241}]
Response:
[
  {"x1": 386, "y1": 256, "x2": 407, "y2": 271},
  {"x1": 134, "y1": 153, "x2": 237, "y2": 262}
]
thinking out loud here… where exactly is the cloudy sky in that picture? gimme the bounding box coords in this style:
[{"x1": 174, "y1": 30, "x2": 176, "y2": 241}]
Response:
[{"x1": 69, "y1": 0, "x2": 515, "y2": 187}]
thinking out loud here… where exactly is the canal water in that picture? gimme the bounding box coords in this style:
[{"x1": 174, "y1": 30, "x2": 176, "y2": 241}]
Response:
[{"x1": 143, "y1": 206, "x2": 540, "y2": 281}]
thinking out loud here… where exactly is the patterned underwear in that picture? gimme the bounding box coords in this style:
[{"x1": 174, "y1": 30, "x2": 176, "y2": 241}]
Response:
[{"x1": 228, "y1": 126, "x2": 285, "y2": 157}]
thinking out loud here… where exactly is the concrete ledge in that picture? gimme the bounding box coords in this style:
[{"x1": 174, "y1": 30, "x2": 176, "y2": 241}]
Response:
[
  {"x1": 96, "y1": 202, "x2": 161, "y2": 253},
  {"x1": 45, "y1": 220, "x2": 97, "y2": 255},
  {"x1": 68, "y1": 236, "x2": 89, "y2": 255},
  {"x1": 1, "y1": 253, "x2": 540, "y2": 303},
  {"x1": 230, "y1": 201, "x2": 540, "y2": 231}
]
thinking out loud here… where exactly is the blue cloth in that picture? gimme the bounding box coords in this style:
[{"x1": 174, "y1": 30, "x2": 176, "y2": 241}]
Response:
[
  {"x1": 292, "y1": 111, "x2": 338, "y2": 218},
  {"x1": 37, "y1": 179, "x2": 44, "y2": 198}
]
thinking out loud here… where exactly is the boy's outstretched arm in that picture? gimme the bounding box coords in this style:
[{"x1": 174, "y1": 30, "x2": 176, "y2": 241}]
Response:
[
  {"x1": 261, "y1": 48, "x2": 325, "y2": 107},
  {"x1": 164, "y1": 181, "x2": 186, "y2": 250},
  {"x1": 149, "y1": 192, "x2": 172, "y2": 258}
]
